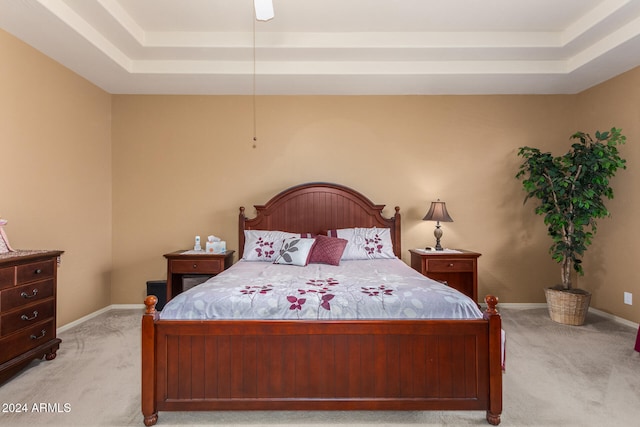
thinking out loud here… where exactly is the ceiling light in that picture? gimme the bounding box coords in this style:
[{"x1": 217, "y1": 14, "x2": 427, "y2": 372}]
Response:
[{"x1": 254, "y1": 0, "x2": 274, "y2": 21}]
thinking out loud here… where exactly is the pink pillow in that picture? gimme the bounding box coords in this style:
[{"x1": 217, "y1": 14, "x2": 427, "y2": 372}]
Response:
[{"x1": 309, "y1": 235, "x2": 348, "y2": 266}]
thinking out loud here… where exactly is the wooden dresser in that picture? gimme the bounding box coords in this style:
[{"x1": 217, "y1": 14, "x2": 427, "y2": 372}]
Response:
[{"x1": 0, "y1": 250, "x2": 63, "y2": 384}]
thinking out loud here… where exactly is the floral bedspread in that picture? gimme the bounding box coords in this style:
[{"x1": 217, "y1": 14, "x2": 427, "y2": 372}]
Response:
[{"x1": 159, "y1": 258, "x2": 483, "y2": 320}]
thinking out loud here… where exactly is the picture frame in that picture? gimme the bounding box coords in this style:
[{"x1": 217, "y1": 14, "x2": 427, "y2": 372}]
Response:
[{"x1": 0, "y1": 219, "x2": 14, "y2": 253}]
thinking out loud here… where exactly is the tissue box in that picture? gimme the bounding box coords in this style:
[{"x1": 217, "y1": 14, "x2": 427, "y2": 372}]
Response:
[{"x1": 206, "y1": 241, "x2": 226, "y2": 254}]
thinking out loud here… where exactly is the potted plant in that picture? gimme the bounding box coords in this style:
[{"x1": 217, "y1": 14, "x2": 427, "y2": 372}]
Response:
[{"x1": 516, "y1": 128, "x2": 627, "y2": 325}]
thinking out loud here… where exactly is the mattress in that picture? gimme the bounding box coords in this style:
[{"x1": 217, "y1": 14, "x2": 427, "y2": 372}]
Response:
[{"x1": 159, "y1": 258, "x2": 483, "y2": 320}]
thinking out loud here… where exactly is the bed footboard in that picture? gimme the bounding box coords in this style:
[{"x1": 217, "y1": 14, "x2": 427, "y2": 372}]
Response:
[{"x1": 141, "y1": 296, "x2": 502, "y2": 426}]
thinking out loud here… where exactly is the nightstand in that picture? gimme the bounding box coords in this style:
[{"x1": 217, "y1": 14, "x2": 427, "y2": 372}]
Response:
[
  {"x1": 164, "y1": 250, "x2": 235, "y2": 301},
  {"x1": 409, "y1": 249, "x2": 481, "y2": 302}
]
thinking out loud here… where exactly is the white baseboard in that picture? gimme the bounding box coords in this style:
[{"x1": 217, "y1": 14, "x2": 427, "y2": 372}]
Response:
[
  {"x1": 590, "y1": 307, "x2": 639, "y2": 329},
  {"x1": 58, "y1": 303, "x2": 639, "y2": 333},
  {"x1": 57, "y1": 304, "x2": 144, "y2": 334}
]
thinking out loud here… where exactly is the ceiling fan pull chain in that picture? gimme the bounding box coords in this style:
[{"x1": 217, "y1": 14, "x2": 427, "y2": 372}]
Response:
[{"x1": 252, "y1": 8, "x2": 257, "y2": 148}]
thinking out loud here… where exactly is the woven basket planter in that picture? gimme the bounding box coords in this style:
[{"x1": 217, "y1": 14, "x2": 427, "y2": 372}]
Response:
[{"x1": 544, "y1": 287, "x2": 592, "y2": 326}]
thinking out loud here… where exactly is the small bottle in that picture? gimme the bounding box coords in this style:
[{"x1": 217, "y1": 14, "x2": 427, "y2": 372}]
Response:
[{"x1": 194, "y1": 236, "x2": 202, "y2": 251}]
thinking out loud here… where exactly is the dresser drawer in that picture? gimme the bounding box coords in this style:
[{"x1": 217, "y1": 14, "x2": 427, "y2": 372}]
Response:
[
  {"x1": 170, "y1": 259, "x2": 224, "y2": 274},
  {"x1": 0, "y1": 279, "x2": 54, "y2": 310},
  {"x1": 0, "y1": 267, "x2": 14, "y2": 290},
  {"x1": 0, "y1": 319, "x2": 55, "y2": 364},
  {"x1": 427, "y1": 259, "x2": 474, "y2": 273},
  {"x1": 16, "y1": 259, "x2": 55, "y2": 284},
  {"x1": 1, "y1": 299, "x2": 55, "y2": 336}
]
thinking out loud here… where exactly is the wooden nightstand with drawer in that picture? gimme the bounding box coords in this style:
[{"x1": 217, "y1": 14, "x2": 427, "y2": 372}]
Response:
[
  {"x1": 0, "y1": 250, "x2": 64, "y2": 384},
  {"x1": 409, "y1": 249, "x2": 481, "y2": 302},
  {"x1": 164, "y1": 250, "x2": 235, "y2": 302}
]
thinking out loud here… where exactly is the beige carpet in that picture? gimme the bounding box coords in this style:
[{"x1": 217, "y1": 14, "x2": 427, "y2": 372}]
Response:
[{"x1": 0, "y1": 307, "x2": 639, "y2": 427}]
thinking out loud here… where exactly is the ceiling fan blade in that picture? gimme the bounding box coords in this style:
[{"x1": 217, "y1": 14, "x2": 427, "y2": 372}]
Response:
[{"x1": 254, "y1": 0, "x2": 274, "y2": 21}]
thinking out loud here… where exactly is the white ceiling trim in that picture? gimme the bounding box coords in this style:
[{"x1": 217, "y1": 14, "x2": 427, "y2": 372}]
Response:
[
  {"x1": 0, "y1": 0, "x2": 637, "y2": 95},
  {"x1": 568, "y1": 13, "x2": 640, "y2": 71},
  {"x1": 130, "y1": 60, "x2": 569, "y2": 76},
  {"x1": 38, "y1": 0, "x2": 133, "y2": 70},
  {"x1": 46, "y1": 0, "x2": 632, "y2": 50},
  {"x1": 97, "y1": 0, "x2": 145, "y2": 43},
  {"x1": 37, "y1": 0, "x2": 636, "y2": 65},
  {"x1": 560, "y1": 0, "x2": 629, "y2": 44}
]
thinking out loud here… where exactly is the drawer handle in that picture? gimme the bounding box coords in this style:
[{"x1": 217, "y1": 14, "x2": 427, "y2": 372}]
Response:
[
  {"x1": 35, "y1": 268, "x2": 43, "y2": 274},
  {"x1": 30, "y1": 329, "x2": 47, "y2": 340},
  {"x1": 21, "y1": 289, "x2": 39, "y2": 299},
  {"x1": 21, "y1": 310, "x2": 39, "y2": 321},
  {"x1": 448, "y1": 263, "x2": 454, "y2": 267},
  {"x1": 192, "y1": 264, "x2": 197, "y2": 269}
]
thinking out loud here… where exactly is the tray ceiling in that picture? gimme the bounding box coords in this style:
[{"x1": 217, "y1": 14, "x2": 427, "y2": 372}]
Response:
[{"x1": 1, "y1": 0, "x2": 640, "y2": 95}]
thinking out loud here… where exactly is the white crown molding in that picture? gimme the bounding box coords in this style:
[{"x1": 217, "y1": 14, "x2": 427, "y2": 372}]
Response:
[{"x1": 1, "y1": 1, "x2": 638, "y2": 94}]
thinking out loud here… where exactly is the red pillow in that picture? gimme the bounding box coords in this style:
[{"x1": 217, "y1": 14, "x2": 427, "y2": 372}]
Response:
[{"x1": 309, "y1": 235, "x2": 348, "y2": 266}]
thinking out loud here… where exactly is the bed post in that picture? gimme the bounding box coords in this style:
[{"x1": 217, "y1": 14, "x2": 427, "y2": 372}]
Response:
[
  {"x1": 484, "y1": 295, "x2": 502, "y2": 425},
  {"x1": 141, "y1": 296, "x2": 159, "y2": 426},
  {"x1": 393, "y1": 206, "x2": 401, "y2": 258},
  {"x1": 239, "y1": 206, "x2": 246, "y2": 258}
]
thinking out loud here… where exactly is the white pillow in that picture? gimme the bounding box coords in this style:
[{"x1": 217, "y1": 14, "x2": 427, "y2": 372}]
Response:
[
  {"x1": 273, "y1": 237, "x2": 317, "y2": 266},
  {"x1": 242, "y1": 230, "x2": 299, "y2": 261},
  {"x1": 327, "y1": 227, "x2": 395, "y2": 260}
]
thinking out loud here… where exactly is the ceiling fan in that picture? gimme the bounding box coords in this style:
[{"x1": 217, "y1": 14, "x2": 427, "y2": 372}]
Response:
[
  {"x1": 251, "y1": 0, "x2": 273, "y2": 148},
  {"x1": 254, "y1": 0, "x2": 274, "y2": 21}
]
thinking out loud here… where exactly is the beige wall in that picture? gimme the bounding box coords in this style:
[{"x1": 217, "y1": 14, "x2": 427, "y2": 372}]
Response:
[
  {"x1": 0, "y1": 30, "x2": 112, "y2": 326},
  {"x1": 111, "y1": 86, "x2": 640, "y2": 323},
  {"x1": 111, "y1": 94, "x2": 579, "y2": 308},
  {"x1": 3, "y1": 27, "x2": 639, "y2": 325},
  {"x1": 575, "y1": 67, "x2": 640, "y2": 322}
]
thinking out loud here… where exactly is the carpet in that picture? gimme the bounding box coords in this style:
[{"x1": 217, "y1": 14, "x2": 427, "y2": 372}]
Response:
[{"x1": 0, "y1": 307, "x2": 639, "y2": 426}]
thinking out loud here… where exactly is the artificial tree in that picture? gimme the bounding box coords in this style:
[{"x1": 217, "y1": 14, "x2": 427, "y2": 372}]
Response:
[{"x1": 516, "y1": 128, "x2": 627, "y2": 292}]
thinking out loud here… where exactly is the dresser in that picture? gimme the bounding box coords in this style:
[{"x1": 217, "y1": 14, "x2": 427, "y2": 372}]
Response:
[
  {"x1": 409, "y1": 249, "x2": 481, "y2": 303},
  {"x1": 0, "y1": 250, "x2": 63, "y2": 384}
]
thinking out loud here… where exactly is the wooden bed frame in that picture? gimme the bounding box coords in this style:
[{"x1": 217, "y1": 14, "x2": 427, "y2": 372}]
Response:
[{"x1": 141, "y1": 182, "x2": 502, "y2": 426}]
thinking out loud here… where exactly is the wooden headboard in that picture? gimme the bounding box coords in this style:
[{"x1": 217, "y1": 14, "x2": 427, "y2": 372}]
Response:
[{"x1": 239, "y1": 182, "x2": 401, "y2": 258}]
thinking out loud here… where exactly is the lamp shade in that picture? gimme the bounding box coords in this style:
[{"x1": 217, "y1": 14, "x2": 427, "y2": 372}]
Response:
[{"x1": 422, "y1": 200, "x2": 453, "y2": 223}]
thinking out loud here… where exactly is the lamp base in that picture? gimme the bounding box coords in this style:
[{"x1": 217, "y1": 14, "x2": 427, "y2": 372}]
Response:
[{"x1": 433, "y1": 223, "x2": 444, "y2": 251}]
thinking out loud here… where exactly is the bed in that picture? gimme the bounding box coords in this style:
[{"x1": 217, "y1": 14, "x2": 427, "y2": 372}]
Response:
[{"x1": 141, "y1": 182, "x2": 502, "y2": 425}]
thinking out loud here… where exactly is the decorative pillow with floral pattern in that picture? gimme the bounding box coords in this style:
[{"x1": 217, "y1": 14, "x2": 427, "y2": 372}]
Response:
[
  {"x1": 327, "y1": 227, "x2": 395, "y2": 260},
  {"x1": 273, "y1": 237, "x2": 317, "y2": 266},
  {"x1": 242, "y1": 230, "x2": 299, "y2": 261}
]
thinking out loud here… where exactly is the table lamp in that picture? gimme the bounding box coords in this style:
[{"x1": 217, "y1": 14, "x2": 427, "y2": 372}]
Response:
[{"x1": 422, "y1": 200, "x2": 453, "y2": 250}]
